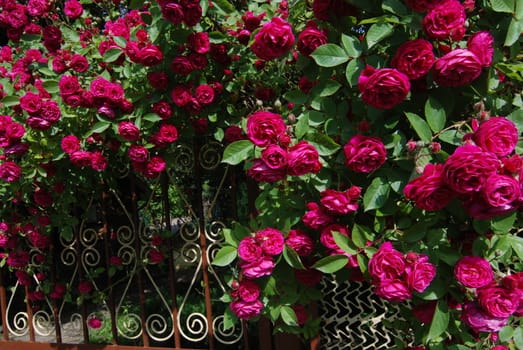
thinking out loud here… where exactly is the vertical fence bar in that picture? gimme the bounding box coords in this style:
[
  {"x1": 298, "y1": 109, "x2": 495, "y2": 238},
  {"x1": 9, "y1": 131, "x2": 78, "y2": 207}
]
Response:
[
  {"x1": 129, "y1": 175, "x2": 149, "y2": 348},
  {"x1": 161, "y1": 173, "x2": 182, "y2": 349},
  {"x1": 193, "y1": 138, "x2": 215, "y2": 350},
  {"x1": 23, "y1": 285, "x2": 35, "y2": 342},
  {"x1": 74, "y1": 216, "x2": 89, "y2": 344},
  {"x1": 49, "y1": 243, "x2": 62, "y2": 344},
  {"x1": 0, "y1": 269, "x2": 9, "y2": 341},
  {"x1": 102, "y1": 189, "x2": 118, "y2": 345}
]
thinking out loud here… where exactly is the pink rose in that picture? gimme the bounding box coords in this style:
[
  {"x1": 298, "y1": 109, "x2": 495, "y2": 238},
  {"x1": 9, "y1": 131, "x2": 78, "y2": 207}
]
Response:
[
  {"x1": 78, "y1": 281, "x2": 93, "y2": 294},
  {"x1": 144, "y1": 156, "x2": 166, "y2": 178},
  {"x1": 374, "y1": 279, "x2": 412, "y2": 302},
  {"x1": 242, "y1": 11, "x2": 265, "y2": 32},
  {"x1": 261, "y1": 144, "x2": 288, "y2": 170},
  {"x1": 320, "y1": 186, "x2": 361, "y2": 215},
  {"x1": 461, "y1": 301, "x2": 508, "y2": 333},
  {"x1": 473, "y1": 117, "x2": 518, "y2": 157},
  {"x1": 194, "y1": 84, "x2": 215, "y2": 105},
  {"x1": 320, "y1": 224, "x2": 349, "y2": 250},
  {"x1": 358, "y1": 67, "x2": 410, "y2": 109},
  {"x1": 297, "y1": 22, "x2": 328, "y2": 57},
  {"x1": 27, "y1": 230, "x2": 50, "y2": 249},
  {"x1": 70, "y1": 151, "x2": 92, "y2": 167},
  {"x1": 454, "y1": 256, "x2": 494, "y2": 288},
  {"x1": 187, "y1": 32, "x2": 210, "y2": 54},
  {"x1": 148, "y1": 72, "x2": 169, "y2": 90},
  {"x1": 0, "y1": 161, "x2": 22, "y2": 182},
  {"x1": 59, "y1": 75, "x2": 81, "y2": 96},
  {"x1": 87, "y1": 317, "x2": 102, "y2": 329},
  {"x1": 138, "y1": 44, "x2": 163, "y2": 67},
  {"x1": 423, "y1": 0, "x2": 466, "y2": 41},
  {"x1": 148, "y1": 249, "x2": 164, "y2": 264},
  {"x1": 246, "y1": 111, "x2": 287, "y2": 147},
  {"x1": 412, "y1": 301, "x2": 437, "y2": 324},
  {"x1": 343, "y1": 135, "x2": 387, "y2": 173},
  {"x1": 240, "y1": 256, "x2": 275, "y2": 279},
  {"x1": 128, "y1": 145, "x2": 149, "y2": 163},
  {"x1": 170, "y1": 56, "x2": 193, "y2": 75},
  {"x1": 70, "y1": 54, "x2": 89, "y2": 73},
  {"x1": 251, "y1": 17, "x2": 294, "y2": 61},
  {"x1": 443, "y1": 145, "x2": 500, "y2": 194},
  {"x1": 433, "y1": 49, "x2": 483, "y2": 87},
  {"x1": 302, "y1": 202, "x2": 334, "y2": 229},
  {"x1": 237, "y1": 279, "x2": 260, "y2": 302},
  {"x1": 64, "y1": 0, "x2": 83, "y2": 20},
  {"x1": 238, "y1": 237, "x2": 262, "y2": 262},
  {"x1": 405, "y1": 255, "x2": 436, "y2": 293},
  {"x1": 151, "y1": 124, "x2": 178, "y2": 147},
  {"x1": 224, "y1": 125, "x2": 245, "y2": 143},
  {"x1": 40, "y1": 100, "x2": 61, "y2": 123},
  {"x1": 90, "y1": 151, "x2": 107, "y2": 171},
  {"x1": 295, "y1": 268, "x2": 323, "y2": 286},
  {"x1": 477, "y1": 286, "x2": 520, "y2": 318},
  {"x1": 118, "y1": 121, "x2": 140, "y2": 142},
  {"x1": 467, "y1": 31, "x2": 494, "y2": 67},
  {"x1": 312, "y1": 0, "x2": 357, "y2": 21},
  {"x1": 368, "y1": 242, "x2": 405, "y2": 281},
  {"x1": 230, "y1": 299, "x2": 263, "y2": 320},
  {"x1": 391, "y1": 39, "x2": 435, "y2": 80},
  {"x1": 482, "y1": 174, "x2": 520, "y2": 207},
  {"x1": 171, "y1": 85, "x2": 192, "y2": 107},
  {"x1": 7, "y1": 250, "x2": 29, "y2": 268},
  {"x1": 287, "y1": 141, "x2": 322, "y2": 176},
  {"x1": 404, "y1": 163, "x2": 455, "y2": 211},
  {"x1": 151, "y1": 101, "x2": 172, "y2": 120},
  {"x1": 285, "y1": 229, "x2": 314, "y2": 256},
  {"x1": 255, "y1": 228, "x2": 284, "y2": 256},
  {"x1": 160, "y1": 2, "x2": 184, "y2": 25},
  {"x1": 404, "y1": 0, "x2": 445, "y2": 12},
  {"x1": 19, "y1": 91, "x2": 42, "y2": 114},
  {"x1": 463, "y1": 193, "x2": 517, "y2": 220},
  {"x1": 247, "y1": 159, "x2": 286, "y2": 183}
]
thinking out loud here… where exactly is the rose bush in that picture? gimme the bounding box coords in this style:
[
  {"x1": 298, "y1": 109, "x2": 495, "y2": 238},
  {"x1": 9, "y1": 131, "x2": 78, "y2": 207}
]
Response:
[{"x1": 0, "y1": 0, "x2": 522, "y2": 349}]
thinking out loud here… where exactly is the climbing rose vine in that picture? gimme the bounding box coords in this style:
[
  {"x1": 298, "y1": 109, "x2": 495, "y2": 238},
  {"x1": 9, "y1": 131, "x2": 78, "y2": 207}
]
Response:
[{"x1": 0, "y1": 0, "x2": 522, "y2": 349}]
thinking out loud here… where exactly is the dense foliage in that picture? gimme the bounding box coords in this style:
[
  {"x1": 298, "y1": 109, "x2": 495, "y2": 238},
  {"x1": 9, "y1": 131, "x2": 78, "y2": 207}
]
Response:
[{"x1": 0, "y1": 0, "x2": 522, "y2": 349}]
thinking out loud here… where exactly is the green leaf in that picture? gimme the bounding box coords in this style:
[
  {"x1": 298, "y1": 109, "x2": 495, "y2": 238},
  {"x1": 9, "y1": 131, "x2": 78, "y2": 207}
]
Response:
[
  {"x1": 310, "y1": 44, "x2": 349, "y2": 67},
  {"x1": 283, "y1": 245, "x2": 305, "y2": 269},
  {"x1": 427, "y1": 300, "x2": 449, "y2": 341},
  {"x1": 363, "y1": 177, "x2": 391, "y2": 212},
  {"x1": 505, "y1": 18, "x2": 523, "y2": 46},
  {"x1": 418, "y1": 278, "x2": 447, "y2": 300},
  {"x1": 438, "y1": 129, "x2": 464, "y2": 145},
  {"x1": 103, "y1": 48, "x2": 123, "y2": 63},
  {"x1": 382, "y1": 0, "x2": 408, "y2": 15},
  {"x1": 212, "y1": 0, "x2": 235, "y2": 13},
  {"x1": 317, "y1": 80, "x2": 342, "y2": 97},
  {"x1": 222, "y1": 140, "x2": 254, "y2": 165},
  {"x1": 211, "y1": 246, "x2": 237, "y2": 266},
  {"x1": 284, "y1": 89, "x2": 308, "y2": 104},
  {"x1": 332, "y1": 231, "x2": 358, "y2": 255},
  {"x1": 514, "y1": 326, "x2": 523, "y2": 350},
  {"x1": 517, "y1": 0, "x2": 523, "y2": 19},
  {"x1": 352, "y1": 224, "x2": 375, "y2": 248},
  {"x1": 280, "y1": 306, "x2": 298, "y2": 326},
  {"x1": 61, "y1": 26, "x2": 80, "y2": 42},
  {"x1": 295, "y1": 113, "x2": 309, "y2": 140},
  {"x1": 341, "y1": 34, "x2": 363, "y2": 58},
  {"x1": 113, "y1": 36, "x2": 127, "y2": 48},
  {"x1": 85, "y1": 121, "x2": 111, "y2": 137},
  {"x1": 42, "y1": 80, "x2": 59, "y2": 94},
  {"x1": 499, "y1": 326, "x2": 515, "y2": 342},
  {"x1": 365, "y1": 23, "x2": 394, "y2": 49},
  {"x1": 489, "y1": 0, "x2": 515, "y2": 13},
  {"x1": 307, "y1": 133, "x2": 340, "y2": 156},
  {"x1": 491, "y1": 211, "x2": 517, "y2": 234},
  {"x1": 345, "y1": 58, "x2": 365, "y2": 88},
  {"x1": 1, "y1": 96, "x2": 19, "y2": 107},
  {"x1": 223, "y1": 307, "x2": 238, "y2": 331},
  {"x1": 405, "y1": 112, "x2": 432, "y2": 142},
  {"x1": 425, "y1": 96, "x2": 446, "y2": 133},
  {"x1": 312, "y1": 255, "x2": 349, "y2": 273},
  {"x1": 510, "y1": 235, "x2": 523, "y2": 261},
  {"x1": 142, "y1": 113, "x2": 163, "y2": 122}
]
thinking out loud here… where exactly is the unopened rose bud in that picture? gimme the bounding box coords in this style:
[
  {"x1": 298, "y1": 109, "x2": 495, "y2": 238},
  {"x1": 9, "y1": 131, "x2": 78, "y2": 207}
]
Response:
[
  {"x1": 429, "y1": 142, "x2": 441, "y2": 153},
  {"x1": 287, "y1": 113, "x2": 296, "y2": 124},
  {"x1": 473, "y1": 101, "x2": 484, "y2": 113},
  {"x1": 406, "y1": 141, "x2": 417, "y2": 152},
  {"x1": 256, "y1": 100, "x2": 263, "y2": 107},
  {"x1": 274, "y1": 99, "x2": 282, "y2": 110}
]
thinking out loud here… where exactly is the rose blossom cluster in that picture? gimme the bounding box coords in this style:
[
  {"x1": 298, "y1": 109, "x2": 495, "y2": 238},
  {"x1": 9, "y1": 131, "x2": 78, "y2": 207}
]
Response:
[
  {"x1": 405, "y1": 116, "x2": 522, "y2": 219},
  {"x1": 455, "y1": 256, "x2": 523, "y2": 333},
  {"x1": 359, "y1": 0, "x2": 493, "y2": 109},
  {"x1": 237, "y1": 228, "x2": 284, "y2": 279},
  {"x1": 158, "y1": 0, "x2": 202, "y2": 27},
  {"x1": 19, "y1": 91, "x2": 61, "y2": 131},
  {"x1": 230, "y1": 279, "x2": 264, "y2": 320},
  {"x1": 245, "y1": 111, "x2": 322, "y2": 182},
  {"x1": 0, "y1": 115, "x2": 26, "y2": 182},
  {"x1": 251, "y1": 17, "x2": 295, "y2": 61},
  {"x1": 60, "y1": 134, "x2": 107, "y2": 172},
  {"x1": 368, "y1": 242, "x2": 436, "y2": 302},
  {"x1": 170, "y1": 82, "x2": 221, "y2": 116}
]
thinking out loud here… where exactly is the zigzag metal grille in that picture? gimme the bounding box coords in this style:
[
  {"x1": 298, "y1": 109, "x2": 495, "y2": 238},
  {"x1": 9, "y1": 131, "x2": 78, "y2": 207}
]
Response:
[{"x1": 319, "y1": 278, "x2": 405, "y2": 350}]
